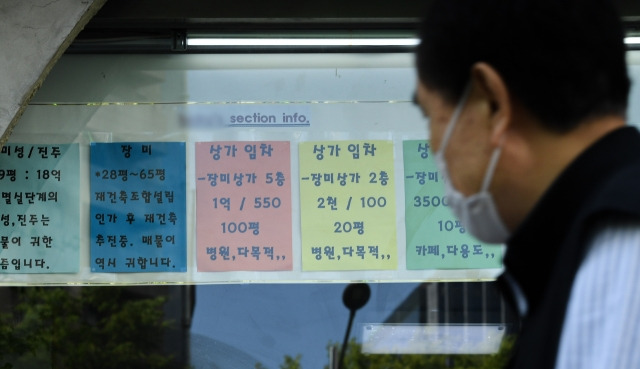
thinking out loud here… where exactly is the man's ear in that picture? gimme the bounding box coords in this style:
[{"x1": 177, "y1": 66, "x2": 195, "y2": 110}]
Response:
[{"x1": 470, "y1": 62, "x2": 512, "y2": 146}]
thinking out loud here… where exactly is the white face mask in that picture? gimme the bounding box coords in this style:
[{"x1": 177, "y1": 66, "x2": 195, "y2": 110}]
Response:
[{"x1": 433, "y1": 85, "x2": 510, "y2": 244}]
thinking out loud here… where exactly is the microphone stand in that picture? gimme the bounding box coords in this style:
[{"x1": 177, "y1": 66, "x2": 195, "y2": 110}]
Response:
[
  {"x1": 338, "y1": 309, "x2": 356, "y2": 369},
  {"x1": 337, "y1": 283, "x2": 370, "y2": 369}
]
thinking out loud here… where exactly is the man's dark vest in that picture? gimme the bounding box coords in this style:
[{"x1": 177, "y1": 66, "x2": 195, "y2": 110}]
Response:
[{"x1": 497, "y1": 126, "x2": 640, "y2": 369}]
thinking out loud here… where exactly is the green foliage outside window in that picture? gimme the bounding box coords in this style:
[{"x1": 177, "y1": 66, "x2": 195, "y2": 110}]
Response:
[
  {"x1": 0, "y1": 287, "x2": 176, "y2": 369},
  {"x1": 259, "y1": 337, "x2": 515, "y2": 369}
]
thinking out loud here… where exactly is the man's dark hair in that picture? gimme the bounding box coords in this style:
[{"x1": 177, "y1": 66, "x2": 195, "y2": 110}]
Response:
[{"x1": 416, "y1": 0, "x2": 631, "y2": 132}]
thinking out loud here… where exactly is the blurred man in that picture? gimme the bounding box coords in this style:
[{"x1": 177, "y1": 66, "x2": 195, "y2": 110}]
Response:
[{"x1": 414, "y1": 1, "x2": 640, "y2": 368}]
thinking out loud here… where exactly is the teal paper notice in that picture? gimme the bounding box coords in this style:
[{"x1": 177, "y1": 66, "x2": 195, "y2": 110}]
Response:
[
  {"x1": 0, "y1": 144, "x2": 80, "y2": 273},
  {"x1": 403, "y1": 140, "x2": 502, "y2": 270}
]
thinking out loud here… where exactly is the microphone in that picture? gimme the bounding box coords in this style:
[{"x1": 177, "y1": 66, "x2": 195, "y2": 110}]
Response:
[{"x1": 337, "y1": 283, "x2": 371, "y2": 369}]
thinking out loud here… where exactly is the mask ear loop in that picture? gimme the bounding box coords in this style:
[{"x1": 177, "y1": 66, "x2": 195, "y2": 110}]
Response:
[
  {"x1": 437, "y1": 84, "x2": 473, "y2": 155},
  {"x1": 480, "y1": 135, "x2": 505, "y2": 192}
]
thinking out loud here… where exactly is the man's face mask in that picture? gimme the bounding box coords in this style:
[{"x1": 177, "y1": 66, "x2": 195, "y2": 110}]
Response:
[{"x1": 433, "y1": 85, "x2": 510, "y2": 244}]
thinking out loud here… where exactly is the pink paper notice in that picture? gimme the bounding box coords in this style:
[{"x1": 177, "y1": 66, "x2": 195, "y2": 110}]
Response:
[{"x1": 195, "y1": 141, "x2": 292, "y2": 271}]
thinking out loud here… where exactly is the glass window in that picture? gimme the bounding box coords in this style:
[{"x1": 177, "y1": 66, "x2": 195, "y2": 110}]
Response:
[
  {"x1": 2, "y1": 48, "x2": 580, "y2": 368},
  {"x1": 0, "y1": 283, "x2": 517, "y2": 368}
]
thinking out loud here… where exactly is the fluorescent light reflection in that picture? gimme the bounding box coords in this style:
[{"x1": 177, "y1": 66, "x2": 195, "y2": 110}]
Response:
[
  {"x1": 188, "y1": 36, "x2": 638, "y2": 48},
  {"x1": 625, "y1": 37, "x2": 640, "y2": 45},
  {"x1": 187, "y1": 38, "x2": 420, "y2": 47},
  {"x1": 362, "y1": 324, "x2": 506, "y2": 355}
]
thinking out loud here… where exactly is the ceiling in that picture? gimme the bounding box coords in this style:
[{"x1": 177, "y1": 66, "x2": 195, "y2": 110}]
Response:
[
  {"x1": 82, "y1": 0, "x2": 640, "y2": 26},
  {"x1": 80, "y1": 0, "x2": 422, "y2": 29},
  {"x1": 70, "y1": 0, "x2": 640, "y2": 53}
]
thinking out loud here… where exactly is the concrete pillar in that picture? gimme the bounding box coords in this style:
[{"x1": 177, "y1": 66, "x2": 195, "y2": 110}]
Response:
[{"x1": 0, "y1": 0, "x2": 106, "y2": 147}]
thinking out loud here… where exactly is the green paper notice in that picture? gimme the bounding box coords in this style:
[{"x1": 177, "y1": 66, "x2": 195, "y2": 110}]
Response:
[
  {"x1": 403, "y1": 140, "x2": 502, "y2": 270},
  {"x1": 0, "y1": 144, "x2": 80, "y2": 273}
]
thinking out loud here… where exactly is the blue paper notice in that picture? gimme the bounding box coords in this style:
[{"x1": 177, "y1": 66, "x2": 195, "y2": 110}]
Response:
[
  {"x1": 0, "y1": 144, "x2": 80, "y2": 273},
  {"x1": 90, "y1": 142, "x2": 186, "y2": 272}
]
